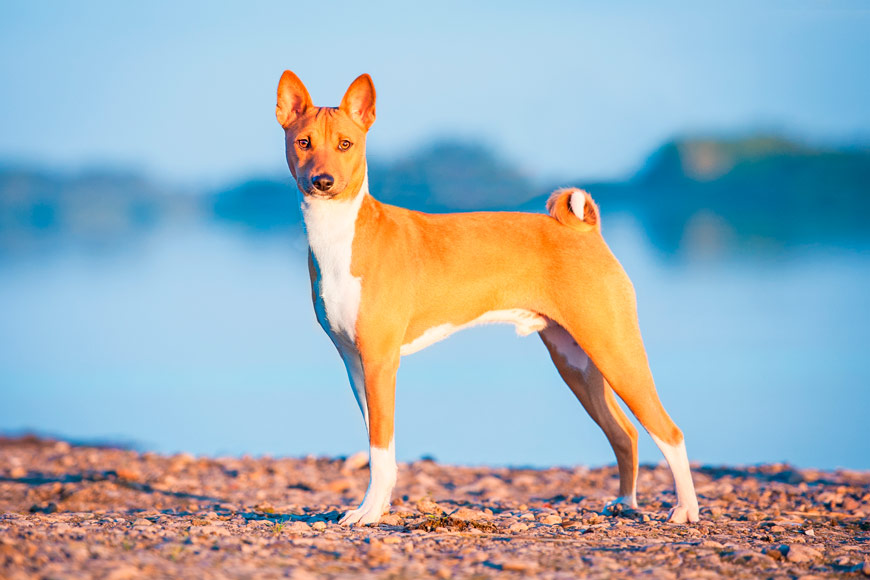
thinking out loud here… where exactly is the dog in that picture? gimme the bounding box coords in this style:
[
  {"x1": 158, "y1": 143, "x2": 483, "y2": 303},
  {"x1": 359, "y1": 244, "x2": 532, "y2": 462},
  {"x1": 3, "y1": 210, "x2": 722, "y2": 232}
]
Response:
[{"x1": 275, "y1": 71, "x2": 700, "y2": 525}]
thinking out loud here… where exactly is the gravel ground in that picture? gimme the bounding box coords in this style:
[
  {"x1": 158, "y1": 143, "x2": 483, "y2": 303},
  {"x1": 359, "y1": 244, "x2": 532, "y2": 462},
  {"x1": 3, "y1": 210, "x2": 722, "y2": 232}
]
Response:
[{"x1": 1, "y1": 436, "x2": 869, "y2": 579}]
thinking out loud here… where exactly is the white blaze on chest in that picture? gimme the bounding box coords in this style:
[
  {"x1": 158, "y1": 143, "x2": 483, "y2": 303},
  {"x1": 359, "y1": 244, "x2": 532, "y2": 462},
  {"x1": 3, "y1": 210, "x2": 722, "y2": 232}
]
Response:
[
  {"x1": 301, "y1": 176, "x2": 366, "y2": 342},
  {"x1": 399, "y1": 309, "x2": 548, "y2": 356}
]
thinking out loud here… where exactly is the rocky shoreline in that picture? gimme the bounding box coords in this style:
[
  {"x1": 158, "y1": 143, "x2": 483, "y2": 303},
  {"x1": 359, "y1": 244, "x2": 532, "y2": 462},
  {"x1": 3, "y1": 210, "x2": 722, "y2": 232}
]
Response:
[{"x1": 1, "y1": 436, "x2": 868, "y2": 578}]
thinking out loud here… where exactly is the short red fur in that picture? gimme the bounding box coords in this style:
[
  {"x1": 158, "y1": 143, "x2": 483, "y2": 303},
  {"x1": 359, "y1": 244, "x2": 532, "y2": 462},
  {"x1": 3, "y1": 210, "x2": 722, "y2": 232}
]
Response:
[{"x1": 276, "y1": 71, "x2": 699, "y2": 525}]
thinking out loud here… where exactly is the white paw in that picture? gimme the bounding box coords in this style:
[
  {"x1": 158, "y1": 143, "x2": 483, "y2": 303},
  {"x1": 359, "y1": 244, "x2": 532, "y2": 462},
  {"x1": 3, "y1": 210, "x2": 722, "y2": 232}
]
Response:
[
  {"x1": 603, "y1": 495, "x2": 638, "y2": 516},
  {"x1": 339, "y1": 498, "x2": 388, "y2": 526},
  {"x1": 340, "y1": 443, "x2": 397, "y2": 526},
  {"x1": 666, "y1": 503, "x2": 700, "y2": 524}
]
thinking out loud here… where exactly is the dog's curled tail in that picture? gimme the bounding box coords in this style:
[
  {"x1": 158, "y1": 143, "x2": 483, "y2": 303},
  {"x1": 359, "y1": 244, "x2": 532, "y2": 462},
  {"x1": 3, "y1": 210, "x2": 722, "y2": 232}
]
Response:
[{"x1": 546, "y1": 187, "x2": 600, "y2": 233}]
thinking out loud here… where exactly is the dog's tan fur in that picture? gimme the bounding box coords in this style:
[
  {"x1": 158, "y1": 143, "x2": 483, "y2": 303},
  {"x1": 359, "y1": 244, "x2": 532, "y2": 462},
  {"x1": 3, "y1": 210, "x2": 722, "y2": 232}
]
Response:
[{"x1": 276, "y1": 71, "x2": 700, "y2": 525}]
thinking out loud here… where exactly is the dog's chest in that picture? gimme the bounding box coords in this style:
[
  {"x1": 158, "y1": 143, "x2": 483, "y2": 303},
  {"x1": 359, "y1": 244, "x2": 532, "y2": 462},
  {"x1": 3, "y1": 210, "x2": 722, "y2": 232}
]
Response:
[{"x1": 301, "y1": 191, "x2": 365, "y2": 342}]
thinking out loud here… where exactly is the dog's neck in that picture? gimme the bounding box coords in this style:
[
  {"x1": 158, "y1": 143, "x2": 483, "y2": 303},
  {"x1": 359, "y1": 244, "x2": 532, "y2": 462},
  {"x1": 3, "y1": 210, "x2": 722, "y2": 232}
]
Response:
[{"x1": 299, "y1": 169, "x2": 368, "y2": 342}]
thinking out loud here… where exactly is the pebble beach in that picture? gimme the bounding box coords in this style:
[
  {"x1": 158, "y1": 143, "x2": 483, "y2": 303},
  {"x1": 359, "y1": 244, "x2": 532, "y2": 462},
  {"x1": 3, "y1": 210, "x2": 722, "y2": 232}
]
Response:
[{"x1": 1, "y1": 436, "x2": 869, "y2": 579}]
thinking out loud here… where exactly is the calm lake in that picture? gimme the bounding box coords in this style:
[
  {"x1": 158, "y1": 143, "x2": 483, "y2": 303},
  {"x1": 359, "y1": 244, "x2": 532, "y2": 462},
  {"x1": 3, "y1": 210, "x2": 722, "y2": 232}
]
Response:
[{"x1": 1, "y1": 217, "x2": 868, "y2": 470}]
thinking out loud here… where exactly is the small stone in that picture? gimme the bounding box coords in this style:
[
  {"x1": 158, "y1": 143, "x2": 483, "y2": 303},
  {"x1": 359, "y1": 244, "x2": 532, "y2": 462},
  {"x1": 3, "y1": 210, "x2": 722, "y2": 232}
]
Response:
[
  {"x1": 326, "y1": 478, "x2": 355, "y2": 493},
  {"x1": 499, "y1": 559, "x2": 539, "y2": 572},
  {"x1": 452, "y1": 507, "x2": 491, "y2": 521},
  {"x1": 416, "y1": 499, "x2": 442, "y2": 515},
  {"x1": 540, "y1": 514, "x2": 562, "y2": 525},
  {"x1": 116, "y1": 467, "x2": 141, "y2": 481},
  {"x1": 382, "y1": 536, "x2": 401, "y2": 544},
  {"x1": 311, "y1": 521, "x2": 326, "y2": 531},
  {"x1": 725, "y1": 550, "x2": 769, "y2": 565},
  {"x1": 367, "y1": 543, "x2": 393, "y2": 565},
  {"x1": 105, "y1": 565, "x2": 141, "y2": 580},
  {"x1": 343, "y1": 451, "x2": 369, "y2": 471},
  {"x1": 785, "y1": 544, "x2": 822, "y2": 563},
  {"x1": 132, "y1": 518, "x2": 152, "y2": 527},
  {"x1": 286, "y1": 521, "x2": 310, "y2": 533},
  {"x1": 29, "y1": 503, "x2": 57, "y2": 514},
  {"x1": 380, "y1": 514, "x2": 402, "y2": 526},
  {"x1": 193, "y1": 525, "x2": 230, "y2": 536},
  {"x1": 508, "y1": 522, "x2": 529, "y2": 533},
  {"x1": 9, "y1": 466, "x2": 26, "y2": 479},
  {"x1": 287, "y1": 570, "x2": 318, "y2": 580}
]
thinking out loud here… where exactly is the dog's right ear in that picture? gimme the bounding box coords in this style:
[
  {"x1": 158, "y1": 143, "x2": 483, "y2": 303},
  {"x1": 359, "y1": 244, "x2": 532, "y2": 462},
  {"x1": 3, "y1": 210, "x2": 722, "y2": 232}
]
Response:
[{"x1": 276, "y1": 70, "x2": 313, "y2": 128}]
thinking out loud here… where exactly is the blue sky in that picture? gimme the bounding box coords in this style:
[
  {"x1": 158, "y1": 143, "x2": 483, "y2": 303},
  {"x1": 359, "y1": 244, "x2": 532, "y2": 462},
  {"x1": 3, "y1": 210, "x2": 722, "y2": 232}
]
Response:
[{"x1": 1, "y1": 1, "x2": 868, "y2": 186}]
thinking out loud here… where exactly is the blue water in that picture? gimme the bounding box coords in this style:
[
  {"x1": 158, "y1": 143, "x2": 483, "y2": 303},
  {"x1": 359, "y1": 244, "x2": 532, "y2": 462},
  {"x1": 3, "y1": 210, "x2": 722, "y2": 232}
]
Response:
[{"x1": 1, "y1": 219, "x2": 868, "y2": 469}]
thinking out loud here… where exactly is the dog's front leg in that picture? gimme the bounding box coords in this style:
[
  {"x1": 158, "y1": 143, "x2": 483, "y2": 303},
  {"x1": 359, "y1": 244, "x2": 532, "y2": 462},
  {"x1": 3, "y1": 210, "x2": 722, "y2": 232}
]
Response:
[{"x1": 339, "y1": 353, "x2": 399, "y2": 526}]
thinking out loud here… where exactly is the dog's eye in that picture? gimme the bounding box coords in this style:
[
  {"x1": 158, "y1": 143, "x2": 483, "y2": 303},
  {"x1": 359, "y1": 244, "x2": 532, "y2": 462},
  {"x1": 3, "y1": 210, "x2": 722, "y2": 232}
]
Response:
[
  {"x1": 338, "y1": 139, "x2": 352, "y2": 151},
  {"x1": 296, "y1": 138, "x2": 310, "y2": 150}
]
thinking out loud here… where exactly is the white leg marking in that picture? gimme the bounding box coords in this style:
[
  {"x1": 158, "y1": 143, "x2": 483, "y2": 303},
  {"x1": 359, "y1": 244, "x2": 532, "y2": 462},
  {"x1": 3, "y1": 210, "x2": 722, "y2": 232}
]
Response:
[
  {"x1": 604, "y1": 492, "x2": 639, "y2": 513},
  {"x1": 340, "y1": 439, "x2": 397, "y2": 526},
  {"x1": 539, "y1": 324, "x2": 589, "y2": 373},
  {"x1": 650, "y1": 434, "x2": 699, "y2": 523},
  {"x1": 400, "y1": 309, "x2": 548, "y2": 356}
]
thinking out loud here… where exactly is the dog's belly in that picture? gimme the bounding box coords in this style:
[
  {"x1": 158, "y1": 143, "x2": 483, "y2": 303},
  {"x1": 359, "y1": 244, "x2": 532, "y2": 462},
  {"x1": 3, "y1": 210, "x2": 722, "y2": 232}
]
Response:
[{"x1": 399, "y1": 309, "x2": 548, "y2": 356}]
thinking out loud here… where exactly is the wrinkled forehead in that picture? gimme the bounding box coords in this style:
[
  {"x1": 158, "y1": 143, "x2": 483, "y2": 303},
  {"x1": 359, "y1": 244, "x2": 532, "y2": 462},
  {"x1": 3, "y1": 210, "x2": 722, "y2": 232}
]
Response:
[{"x1": 288, "y1": 107, "x2": 367, "y2": 138}]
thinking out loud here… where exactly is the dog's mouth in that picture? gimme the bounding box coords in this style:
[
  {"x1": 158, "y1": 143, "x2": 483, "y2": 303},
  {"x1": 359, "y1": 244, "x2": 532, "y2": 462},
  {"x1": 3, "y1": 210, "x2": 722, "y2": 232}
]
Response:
[
  {"x1": 298, "y1": 181, "x2": 342, "y2": 199},
  {"x1": 302, "y1": 188, "x2": 340, "y2": 200}
]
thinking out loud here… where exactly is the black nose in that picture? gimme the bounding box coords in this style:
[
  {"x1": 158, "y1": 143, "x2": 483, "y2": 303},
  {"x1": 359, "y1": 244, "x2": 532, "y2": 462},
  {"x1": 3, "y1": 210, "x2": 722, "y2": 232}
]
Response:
[{"x1": 312, "y1": 174, "x2": 334, "y2": 191}]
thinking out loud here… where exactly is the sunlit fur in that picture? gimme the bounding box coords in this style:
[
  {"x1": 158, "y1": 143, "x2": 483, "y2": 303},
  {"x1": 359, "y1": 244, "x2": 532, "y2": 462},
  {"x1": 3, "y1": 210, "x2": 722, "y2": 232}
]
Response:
[{"x1": 277, "y1": 71, "x2": 699, "y2": 525}]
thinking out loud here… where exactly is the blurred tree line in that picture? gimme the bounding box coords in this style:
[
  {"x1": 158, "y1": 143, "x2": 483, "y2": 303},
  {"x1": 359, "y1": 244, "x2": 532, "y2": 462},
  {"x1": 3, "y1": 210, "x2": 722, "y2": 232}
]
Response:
[{"x1": 1, "y1": 136, "x2": 868, "y2": 259}]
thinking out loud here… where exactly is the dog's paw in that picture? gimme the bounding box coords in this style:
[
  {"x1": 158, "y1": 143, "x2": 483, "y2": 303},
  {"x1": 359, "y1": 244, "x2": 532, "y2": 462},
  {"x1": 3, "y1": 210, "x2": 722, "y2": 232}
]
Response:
[
  {"x1": 339, "y1": 507, "x2": 381, "y2": 526},
  {"x1": 666, "y1": 503, "x2": 700, "y2": 524},
  {"x1": 339, "y1": 499, "x2": 388, "y2": 526},
  {"x1": 602, "y1": 496, "x2": 638, "y2": 516}
]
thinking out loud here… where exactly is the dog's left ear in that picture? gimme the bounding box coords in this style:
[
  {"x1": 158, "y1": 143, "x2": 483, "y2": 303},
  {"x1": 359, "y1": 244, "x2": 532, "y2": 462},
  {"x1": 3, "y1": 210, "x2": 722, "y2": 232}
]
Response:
[{"x1": 340, "y1": 74, "x2": 376, "y2": 130}]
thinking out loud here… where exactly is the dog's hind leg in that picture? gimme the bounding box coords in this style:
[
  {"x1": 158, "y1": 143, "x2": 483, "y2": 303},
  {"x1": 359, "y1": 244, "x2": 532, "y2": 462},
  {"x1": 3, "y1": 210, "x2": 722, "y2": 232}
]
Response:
[
  {"x1": 559, "y1": 291, "x2": 700, "y2": 523},
  {"x1": 540, "y1": 323, "x2": 639, "y2": 512}
]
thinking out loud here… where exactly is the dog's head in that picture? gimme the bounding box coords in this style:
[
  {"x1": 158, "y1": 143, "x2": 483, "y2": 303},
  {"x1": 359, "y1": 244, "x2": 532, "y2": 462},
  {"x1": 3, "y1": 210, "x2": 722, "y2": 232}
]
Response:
[{"x1": 276, "y1": 71, "x2": 375, "y2": 201}]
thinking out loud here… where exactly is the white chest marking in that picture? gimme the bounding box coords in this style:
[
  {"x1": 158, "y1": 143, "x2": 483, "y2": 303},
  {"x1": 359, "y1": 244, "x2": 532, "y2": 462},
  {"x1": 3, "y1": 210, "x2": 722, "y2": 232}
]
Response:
[
  {"x1": 301, "y1": 175, "x2": 367, "y2": 342},
  {"x1": 399, "y1": 309, "x2": 548, "y2": 356}
]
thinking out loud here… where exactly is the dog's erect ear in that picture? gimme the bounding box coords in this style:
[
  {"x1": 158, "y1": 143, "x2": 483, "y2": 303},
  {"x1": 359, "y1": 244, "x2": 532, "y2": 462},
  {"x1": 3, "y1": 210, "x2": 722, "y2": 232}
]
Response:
[
  {"x1": 340, "y1": 74, "x2": 376, "y2": 130},
  {"x1": 276, "y1": 70, "x2": 313, "y2": 127}
]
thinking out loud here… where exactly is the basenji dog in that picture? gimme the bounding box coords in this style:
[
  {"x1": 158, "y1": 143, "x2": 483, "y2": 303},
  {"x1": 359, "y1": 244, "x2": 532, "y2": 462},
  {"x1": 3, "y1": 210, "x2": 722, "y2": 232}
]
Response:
[{"x1": 275, "y1": 71, "x2": 700, "y2": 525}]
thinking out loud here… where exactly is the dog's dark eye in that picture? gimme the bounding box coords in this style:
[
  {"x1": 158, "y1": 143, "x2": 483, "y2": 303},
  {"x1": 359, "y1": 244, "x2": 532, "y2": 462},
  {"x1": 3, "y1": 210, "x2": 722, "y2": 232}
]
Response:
[
  {"x1": 297, "y1": 138, "x2": 310, "y2": 150},
  {"x1": 338, "y1": 139, "x2": 352, "y2": 151}
]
